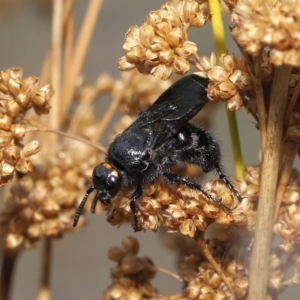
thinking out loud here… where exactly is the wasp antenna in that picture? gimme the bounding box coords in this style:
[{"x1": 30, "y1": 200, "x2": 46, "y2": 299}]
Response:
[
  {"x1": 91, "y1": 191, "x2": 101, "y2": 213},
  {"x1": 73, "y1": 185, "x2": 95, "y2": 227}
]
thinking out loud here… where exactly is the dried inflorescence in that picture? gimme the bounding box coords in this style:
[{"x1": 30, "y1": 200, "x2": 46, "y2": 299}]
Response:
[
  {"x1": 273, "y1": 169, "x2": 300, "y2": 254},
  {"x1": 119, "y1": 0, "x2": 210, "y2": 80},
  {"x1": 0, "y1": 67, "x2": 54, "y2": 184},
  {"x1": 231, "y1": 0, "x2": 300, "y2": 66},
  {"x1": 180, "y1": 233, "x2": 289, "y2": 299},
  {"x1": 196, "y1": 53, "x2": 253, "y2": 110},
  {"x1": 105, "y1": 176, "x2": 254, "y2": 236},
  {"x1": 102, "y1": 236, "x2": 158, "y2": 300},
  {"x1": 0, "y1": 148, "x2": 100, "y2": 249}
]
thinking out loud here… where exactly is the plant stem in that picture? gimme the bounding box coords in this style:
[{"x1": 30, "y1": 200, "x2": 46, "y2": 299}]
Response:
[
  {"x1": 25, "y1": 124, "x2": 106, "y2": 152},
  {"x1": 196, "y1": 232, "x2": 236, "y2": 299},
  {"x1": 208, "y1": 0, "x2": 243, "y2": 179},
  {"x1": 61, "y1": 0, "x2": 103, "y2": 119},
  {"x1": 248, "y1": 65, "x2": 291, "y2": 300},
  {"x1": 273, "y1": 141, "x2": 298, "y2": 220},
  {"x1": 50, "y1": 0, "x2": 63, "y2": 133},
  {"x1": 0, "y1": 247, "x2": 19, "y2": 300},
  {"x1": 37, "y1": 237, "x2": 52, "y2": 300}
]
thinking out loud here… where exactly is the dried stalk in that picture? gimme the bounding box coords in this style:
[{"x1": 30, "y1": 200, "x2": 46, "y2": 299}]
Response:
[
  {"x1": 196, "y1": 232, "x2": 236, "y2": 299},
  {"x1": 25, "y1": 125, "x2": 106, "y2": 153},
  {"x1": 152, "y1": 267, "x2": 183, "y2": 283},
  {"x1": 273, "y1": 141, "x2": 299, "y2": 221},
  {"x1": 0, "y1": 247, "x2": 19, "y2": 300},
  {"x1": 37, "y1": 238, "x2": 52, "y2": 300},
  {"x1": 240, "y1": 49, "x2": 267, "y2": 150},
  {"x1": 50, "y1": 0, "x2": 63, "y2": 134},
  {"x1": 248, "y1": 65, "x2": 292, "y2": 300},
  {"x1": 284, "y1": 72, "x2": 300, "y2": 126},
  {"x1": 61, "y1": 0, "x2": 103, "y2": 119}
]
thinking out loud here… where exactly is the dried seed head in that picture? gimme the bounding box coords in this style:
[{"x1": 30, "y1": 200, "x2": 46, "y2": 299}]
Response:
[
  {"x1": 119, "y1": 0, "x2": 209, "y2": 79},
  {"x1": 0, "y1": 148, "x2": 100, "y2": 249},
  {"x1": 0, "y1": 68, "x2": 54, "y2": 184}
]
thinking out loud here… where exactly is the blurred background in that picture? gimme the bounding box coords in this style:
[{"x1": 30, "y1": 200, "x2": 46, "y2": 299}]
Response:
[{"x1": 0, "y1": 1, "x2": 262, "y2": 299}]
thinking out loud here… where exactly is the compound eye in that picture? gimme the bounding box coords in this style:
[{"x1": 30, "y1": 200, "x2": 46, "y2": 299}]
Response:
[{"x1": 107, "y1": 171, "x2": 121, "y2": 196}]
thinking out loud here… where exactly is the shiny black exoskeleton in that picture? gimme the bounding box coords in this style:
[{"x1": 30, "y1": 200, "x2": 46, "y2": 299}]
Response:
[{"x1": 73, "y1": 74, "x2": 242, "y2": 230}]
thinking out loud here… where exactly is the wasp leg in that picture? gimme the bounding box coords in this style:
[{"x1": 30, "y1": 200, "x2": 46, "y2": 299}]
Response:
[
  {"x1": 130, "y1": 181, "x2": 143, "y2": 231},
  {"x1": 164, "y1": 123, "x2": 242, "y2": 201},
  {"x1": 214, "y1": 164, "x2": 243, "y2": 201},
  {"x1": 162, "y1": 172, "x2": 231, "y2": 214}
]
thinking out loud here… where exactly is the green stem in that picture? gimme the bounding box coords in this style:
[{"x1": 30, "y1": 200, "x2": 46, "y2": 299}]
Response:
[
  {"x1": 208, "y1": 0, "x2": 243, "y2": 178},
  {"x1": 226, "y1": 109, "x2": 244, "y2": 178}
]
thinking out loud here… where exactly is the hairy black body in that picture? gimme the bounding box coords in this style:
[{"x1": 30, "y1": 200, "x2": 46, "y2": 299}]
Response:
[{"x1": 73, "y1": 74, "x2": 241, "y2": 230}]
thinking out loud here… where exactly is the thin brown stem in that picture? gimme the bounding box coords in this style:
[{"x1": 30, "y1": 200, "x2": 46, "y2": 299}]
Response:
[
  {"x1": 152, "y1": 267, "x2": 183, "y2": 283},
  {"x1": 196, "y1": 232, "x2": 236, "y2": 299},
  {"x1": 91, "y1": 72, "x2": 135, "y2": 143},
  {"x1": 37, "y1": 237, "x2": 52, "y2": 300},
  {"x1": 25, "y1": 126, "x2": 105, "y2": 153},
  {"x1": 248, "y1": 65, "x2": 292, "y2": 300},
  {"x1": 91, "y1": 93, "x2": 123, "y2": 143},
  {"x1": 62, "y1": 1, "x2": 74, "y2": 95},
  {"x1": 61, "y1": 0, "x2": 103, "y2": 119},
  {"x1": 0, "y1": 247, "x2": 19, "y2": 300},
  {"x1": 240, "y1": 49, "x2": 267, "y2": 150},
  {"x1": 50, "y1": 0, "x2": 63, "y2": 133},
  {"x1": 66, "y1": 86, "x2": 98, "y2": 135},
  {"x1": 273, "y1": 141, "x2": 299, "y2": 221},
  {"x1": 284, "y1": 74, "x2": 300, "y2": 127}
]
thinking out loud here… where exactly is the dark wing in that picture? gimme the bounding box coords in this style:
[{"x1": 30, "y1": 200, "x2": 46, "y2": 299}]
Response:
[{"x1": 134, "y1": 74, "x2": 209, "y2": 149}]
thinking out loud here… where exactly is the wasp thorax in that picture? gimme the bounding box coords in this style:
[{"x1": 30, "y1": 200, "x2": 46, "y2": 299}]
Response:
[{"x1": 92, "y1": 163, "x2": 121, "y2": 198}]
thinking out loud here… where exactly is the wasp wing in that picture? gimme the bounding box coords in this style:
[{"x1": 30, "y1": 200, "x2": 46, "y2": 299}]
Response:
[{"x1": 134, "y1": 74, "x2": 209, "y2": 150}]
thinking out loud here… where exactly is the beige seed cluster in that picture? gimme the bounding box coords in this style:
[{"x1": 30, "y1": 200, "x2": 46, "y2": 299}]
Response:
[
  {"x1": 0, "y1": 149, "x2": 100, "y2": 249},
  {"x1": 105, "y1": 177, "x2": 254, "y2": 236},
  {"x1": 102, "y1": 236, "x2": 158, "y2": 300},
  {"x1": 196, "y1": 53, "x2": 254, "y2": 110},
  {"x1": 232, "y1": 0, "x2": 300, "y2": 66},
  {"x1": 273, "y1": 170, "x2": 300, "y2": 254},
  {"x1": 119, "y1": 0, "x2": 209, "y2": 80},
  {"x1": 180, "y1": 233, "x2": 289, "y2": 299},
  {"x1": 0, "y1": 68, "x2": 54, "y2": 184}
]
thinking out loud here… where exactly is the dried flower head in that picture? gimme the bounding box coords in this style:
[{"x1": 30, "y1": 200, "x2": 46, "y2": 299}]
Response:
[
  {"x1": 195, "y1": 53, "x2": 254, "y2": 110},
  {"x1": 232, "y1": 0, "x2": 300, "y2": 67},
  {"x1": 102, "y1": 236, "x2": 157, "y2": 300},
  {"x1": 0, "y1": 68, "x2": 54, "y2": 184},
  {"x1": 0, "y1": 148, "x2": 100, "y2": 249},
  {"x1": 119, "y1": 0, "x2": 210, "y2": 80},
  {"x1": 104, "y1": 176, "x2": 254, "y2": 236}
]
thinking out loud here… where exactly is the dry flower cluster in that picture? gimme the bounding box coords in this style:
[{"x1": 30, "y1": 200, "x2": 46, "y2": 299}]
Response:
[
  {"x1": 0, "y1": 68, "x2": 53, "y2": 184},
  {"x1": 0, "y1": 149, "x2": 101, "y2": 249},
  {"x1": 102, "y1": 236, "x2": 158, "y2": 300},
  {"x1": 119, "y1": 0, "x2": 210, "y2": 80},
  {"x1": 105, "y1": 178, "x2": 254, "y2": 235},
  {"x1": 230, "y1": 0, "x2": 300, "y2": 66},
  {"x1": 2, "y1": 0, "x2": 300, "y2": 299}
]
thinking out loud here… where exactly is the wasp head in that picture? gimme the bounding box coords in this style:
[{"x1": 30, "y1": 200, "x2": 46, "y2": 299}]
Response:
[
  {"x1": 73, "y1": 162, "x2": 121, "y2": 227},
  {"x1": 92, "y1": 162, "x2": 121, "y2": 202}
]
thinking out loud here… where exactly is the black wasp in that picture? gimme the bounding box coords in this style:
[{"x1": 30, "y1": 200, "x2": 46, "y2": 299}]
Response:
[{"x1": 73, "y1": 74, "x2": 242, "y2": 230}]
